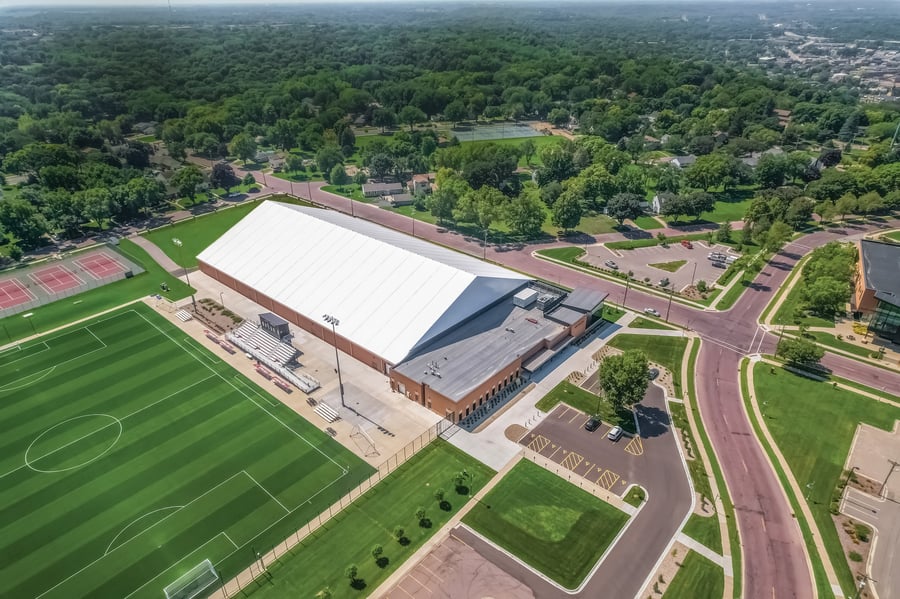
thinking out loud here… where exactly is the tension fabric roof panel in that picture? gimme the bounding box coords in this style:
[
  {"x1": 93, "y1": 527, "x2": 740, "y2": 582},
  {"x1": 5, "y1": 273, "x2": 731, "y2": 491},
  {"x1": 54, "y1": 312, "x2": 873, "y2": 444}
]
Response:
[{"x1": 198, "y1": 201, "x2": 528, "y2": 364}]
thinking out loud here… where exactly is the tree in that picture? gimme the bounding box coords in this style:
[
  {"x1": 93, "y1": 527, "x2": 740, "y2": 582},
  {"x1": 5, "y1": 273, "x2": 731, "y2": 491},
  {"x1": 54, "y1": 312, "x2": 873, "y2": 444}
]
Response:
[
  {"x1": 755, "y1": 154, "x2": 788, "y2": 188},
  {"x1": 551, "y1": 191, "x2": 582, "y2": 232},
  {"x1": 834, "y1": 193, "x2": 858, "y2": 222},
  {"x1": 229, "y1": 133, "x2": 257, "y2": 163},
  {"x1": 505, "y1": 191, "x2": 545, "y2": 237},
  {"x1": 716, "y1": 222, "x2": 733, "y2": 243},
  {"x1": 760, "y1": 220, "x2": 793, "y2": 253},
  {"x1": 415, "y1": 506, "x2": 427, "y2": 526},
  {"x1": 373, "y1": 108, "x2": 396, "y2": 134},
  {"x1": 433, "y1": 488, "x2": 445, "y2": 503},
  {"x1": 802, "y1": 276, "x2": 850, "y2": 317},
  {"x1": 316, "y1": 145, "x2": 344, "y2": 176},
  {"x1": 0, "y1": 199, "x2": 49, "y2": 248},
  {"x1": 393, "y1": 527, "x2": 405, "y2": 543},
  {"x1": 426, "y1": 188, "x2": 457, "y2": 225},
  {"x1": 270, "y1": 119, "x2": 297, "y2": 151},
  {"x1": 682, "y1": 191, "x2": 715, "y2": 221},
  {"x1": 171, "y1": 165, "x2": 203, "y2": 201},
  {"x1": 210, "y1": 162, "x2": 239, "y2": 192},
  {"x1": 776, "y1": 337, "x2": 824, "y2": 369},
  {"x1": 520, "y1": 139, "x2": 536, "y2": 166},
  {"x1": 399, "y1": 106, "x2": 427, "y2": 132},
  {"x1": 81, "y1": 188, "x2": 114, "y2": 231},
  {"x1": 125, "y1": 176, "x2": 165, "y2": 217},
  {"x1": 444, "y1": 100, "x2": 468, "y2": 126},
  {"x1": 242, "y1": 173, "x2": 256, "y2": 186},
  {"x1": 368, "y1": 153, "x2": 394, "y2": 180},
  {"x1": 454, "y1": 186, "x2": 505, "y2": 231},
  {"x1": 371, "y1": 544, "x2": 384, "y2": 562},
  {"x1": 315, "y1": 588, "x2": 333, "y2": 599},
  {"x1": 345, "y1": 564, "x2": 359, "y2": 586},
  {"x1": 329, "y1": 164, "x2": 348, "y2": 186},
  {"x1": 597, "y1": 350, "x2": 650, "y2": 411},
  {"x1": 286, "y1": 154, "x2": 304, "y2": 173},
  {"x1": 607, "y1": 193, "x2": 645, "y2": 225}
]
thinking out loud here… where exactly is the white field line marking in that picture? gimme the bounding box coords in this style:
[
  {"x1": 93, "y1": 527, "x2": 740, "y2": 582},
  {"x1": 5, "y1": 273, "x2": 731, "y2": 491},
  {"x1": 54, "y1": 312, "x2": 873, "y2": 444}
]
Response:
[
  {"x1": 105, "y1": 506, "x2": 184, "y2": 554},
  {"x1": 35, "y1": 475, "x2": 245, "y2": 599},
  {"x1": 0, "y1": 327, "x2": 107, "y2": 390},
  {"x1": 83, "y1": 326, "x2": 108, "y2": 350},
  {"x1": 132, "y1": 309, "x2": 350, "y2": 474},
  {"x1": 0, "y1": 366, "x2": 56, "y2": 392},
  {"x1": 0, "y1": 375, "x2": 215, "y2": 480},
  {"x1": 0, "y1": 340, "x2": 49, "y2": 368},
  {"x1": 232, "y1": 375, "x2": 277, "y2": 407},
  {"x1": 243, "y1": 470, "x2": 290, "y2": 514},
  {"x1": 182, "y1": 337, "x2": 220, "y2": 365},
  {"x1": 222, "y1": 531, "x2": 239, "y2": 549},
  {"x1": 121, "y1": 532, "x2": 234, "y2": 599}
]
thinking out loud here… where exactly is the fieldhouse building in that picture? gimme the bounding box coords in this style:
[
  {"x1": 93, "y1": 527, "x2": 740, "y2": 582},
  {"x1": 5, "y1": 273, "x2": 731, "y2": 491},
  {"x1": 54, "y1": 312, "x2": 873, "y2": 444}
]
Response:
[
  {"x1": 853, "y1": 239, "x2": 900, "y2": 343},
  {"x1": 198, "y1": 201, "x2": 606, "y2": 423}
]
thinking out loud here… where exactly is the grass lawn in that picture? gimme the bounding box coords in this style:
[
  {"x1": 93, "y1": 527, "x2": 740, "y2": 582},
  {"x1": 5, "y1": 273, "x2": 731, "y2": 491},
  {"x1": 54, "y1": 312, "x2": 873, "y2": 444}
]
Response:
[
  {"x1": 662, "y1": 550, "x2": 724, "y2": 599},
  {"x1": 682, "y1": 514, "x2": 722, "y2": 555},
  {"x1": 249, "y1": 441, "x2": 493, "y2": 598},
  {"x1": 772, "y1": 278, "x2": 835, "y2": 328},
  {"x1": 463, "y1": 460, "x2": 629, "y2": 589},
  {"x1": 0, "y1": 305, "x2": 371, "y2": 599},
  {"x1": 751, "y1": 363, "x2": 900, "y2": 594},
  {"x1": 633, "y1": 215, "x2": 664, "y2": 230},
  {"x1": 608, "y1": 334, "x2": 689, "y2": 397},
  {"x1": 0, "y1": 239, "x2": 193, "y2": 343},
  {"x1": 715, "y1": 275, "x2": 751, "y2": 311},
  {"x1": 649, "y1": 260, "x2": 687, "y2": 273},
  {"x1": 629, "y1": 316, "x2": 675, "y2": 330},
  {"x1": 624, "y1": 485, "x2": 646, "y2": 507},
  {"x1": 321, "y1": 183, "x2": 367, "y2": 202},
  {"x1": 539, "y1": 246, "x2": 584, "y2": 262},
  {"x1": 668, "y1": 403, "x2": 713, "y2": 500},
  {"x1": 142, "y1": 195, "x2": 313, "y2": 269},
  {"x1": 885, "y1": 230, "x2": 900, "y2": 242},
  {"x1": 606, "y1": 232, "x2": 710, "y2": 251},
  {"x1": 535, "y1": 381, "x2": 637, "y2": 433},
  {"x1": 601, "y1": 305, "x2": 626, "y2": 323},
  {"x1": 456, "y1": 135, "x2": 564, "y2": 167},
  {"x1": 577, "y1": 213, "x2": 620, "y2": 235},
  {"x1": 804, "y1": 331, "x2": 879, "y2": 360}
]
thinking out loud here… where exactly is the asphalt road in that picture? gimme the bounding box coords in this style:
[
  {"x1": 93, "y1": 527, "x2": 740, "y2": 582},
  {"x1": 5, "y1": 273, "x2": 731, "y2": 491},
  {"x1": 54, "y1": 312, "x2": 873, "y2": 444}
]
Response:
[
  {"x1": 516, "y1": 384, "x2": 693, "y2": 598},
  {"x1": 246, "y1": 171, "x2": 900, "y2": 598}
]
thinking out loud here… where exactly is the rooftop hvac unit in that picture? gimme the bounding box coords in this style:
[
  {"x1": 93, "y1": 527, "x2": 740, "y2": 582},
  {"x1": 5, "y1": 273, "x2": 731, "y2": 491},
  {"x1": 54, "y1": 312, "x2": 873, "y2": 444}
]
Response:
[{"x1": 513, "y1": 288, "x2": 539, "y2": 308}]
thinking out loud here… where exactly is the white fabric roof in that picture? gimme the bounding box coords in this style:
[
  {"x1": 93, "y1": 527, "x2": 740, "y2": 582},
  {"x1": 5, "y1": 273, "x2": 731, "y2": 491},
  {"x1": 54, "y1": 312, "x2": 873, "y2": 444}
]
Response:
[{"x1": 198, "y1": 201, "x2": 529, "y2": 364}]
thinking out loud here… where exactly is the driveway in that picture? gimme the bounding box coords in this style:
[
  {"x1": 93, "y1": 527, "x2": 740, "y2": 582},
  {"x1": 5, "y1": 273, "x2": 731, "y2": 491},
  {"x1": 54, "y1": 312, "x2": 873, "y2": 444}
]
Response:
[{"x1": 454, "y1": 383, "x2": 692, "y2": 598}]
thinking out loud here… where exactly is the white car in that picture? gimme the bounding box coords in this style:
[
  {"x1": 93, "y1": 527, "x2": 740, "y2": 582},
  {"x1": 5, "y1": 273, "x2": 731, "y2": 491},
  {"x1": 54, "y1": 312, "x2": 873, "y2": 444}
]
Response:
[
  {"x1": 607, "y1": 426, "x2": 624, "y2": 441},
  {"x1": 644, "y1": 308, "x2": 660, "y2": 317}
]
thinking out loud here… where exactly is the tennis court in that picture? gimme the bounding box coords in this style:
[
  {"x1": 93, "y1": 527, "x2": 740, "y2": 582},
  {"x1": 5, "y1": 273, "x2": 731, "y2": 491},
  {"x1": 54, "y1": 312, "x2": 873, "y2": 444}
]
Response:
[
  {"x1": 449, "y1": 121, "x2": 543, "y2": 142},
  {"x1": 0, "y1": 279, "x2": 36, "y2": 310},
  {"x1": 0, "y1": 246, "x2": 143, "y2": 319},
  {"x1": 0, "y1": 304, "x2": 372, "y2": 599}
]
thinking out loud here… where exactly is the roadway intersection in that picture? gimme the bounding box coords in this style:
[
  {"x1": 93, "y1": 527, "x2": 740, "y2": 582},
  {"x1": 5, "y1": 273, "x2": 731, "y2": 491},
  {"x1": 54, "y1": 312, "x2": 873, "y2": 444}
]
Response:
[{"x1": 246, "y1": 172, "x2": 900, "y2": 598}]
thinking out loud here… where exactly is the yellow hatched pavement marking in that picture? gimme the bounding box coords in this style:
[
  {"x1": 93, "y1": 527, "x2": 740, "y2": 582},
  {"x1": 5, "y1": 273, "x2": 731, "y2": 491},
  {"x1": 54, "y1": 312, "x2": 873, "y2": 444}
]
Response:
[
  {"x1": 528, "y1": 435, "x2": 550, "y2": 453},
  {"x1": 597, "y1": 470, "x2": 620, "y2": 490},
  {"x1": 624, "y1": 436, "x2": 644, "y2": 456},
  {"x1": 562, "y1": 451, "x2": 583, "y2": 470}
]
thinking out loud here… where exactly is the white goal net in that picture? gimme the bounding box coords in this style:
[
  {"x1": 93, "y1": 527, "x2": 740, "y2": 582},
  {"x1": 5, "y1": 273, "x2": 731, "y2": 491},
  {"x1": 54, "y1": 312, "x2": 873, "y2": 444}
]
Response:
[{"x1": 163, "y1": 559, "x2": 219, "y2": 599}]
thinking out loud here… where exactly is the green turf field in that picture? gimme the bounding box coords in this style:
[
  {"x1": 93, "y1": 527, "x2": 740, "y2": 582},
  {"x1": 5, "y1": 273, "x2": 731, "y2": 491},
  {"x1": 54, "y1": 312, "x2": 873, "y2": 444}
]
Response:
[
  {"x1": 662, "y1": 550, "x2": 724, "y2": 599},
  {"x1": 0, "y1": 304, "x2": 371, "y2": 599},
  {"x1": 463, "y1": 459, "x2": 629, "y2": 589}
]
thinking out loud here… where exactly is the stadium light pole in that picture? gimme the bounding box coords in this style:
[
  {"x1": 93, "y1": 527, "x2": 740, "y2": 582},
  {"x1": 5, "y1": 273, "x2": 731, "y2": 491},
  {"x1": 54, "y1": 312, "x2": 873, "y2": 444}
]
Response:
[
  {"x1": 172, "y1": 237, "x2": 196, "y2": 309},
  {"x1": 322, "y1": 314, "x2": 347, "y2": 409}
]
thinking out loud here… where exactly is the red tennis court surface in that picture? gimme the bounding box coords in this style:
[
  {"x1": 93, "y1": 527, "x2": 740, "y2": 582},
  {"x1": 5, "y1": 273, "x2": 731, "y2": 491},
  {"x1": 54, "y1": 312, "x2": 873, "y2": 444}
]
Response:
[
  {"x1": 0, "y1": 279, "x2": 35, "y2": 309},
  {"x1": 29, "y1": 265, "x2": 83, "y2": 294},
  {"x1": 74, "y1": 252, "x2": 127, "y2": 280}
]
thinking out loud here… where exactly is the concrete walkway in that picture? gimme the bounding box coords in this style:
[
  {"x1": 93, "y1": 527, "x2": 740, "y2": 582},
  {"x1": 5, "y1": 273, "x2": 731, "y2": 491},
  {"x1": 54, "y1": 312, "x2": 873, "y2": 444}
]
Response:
[
  {"x1": 676, "y1": 532, "x2": 729, "y2": 571},
  {"x1": 129, "y1": 235, "x2": 185, "y2": 275}
]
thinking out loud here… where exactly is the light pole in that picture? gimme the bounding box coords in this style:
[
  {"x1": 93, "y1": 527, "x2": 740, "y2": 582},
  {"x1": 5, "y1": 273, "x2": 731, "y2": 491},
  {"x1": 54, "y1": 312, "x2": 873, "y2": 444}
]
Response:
[
  {"x1": 665, "y1": 287, "x2": 674, "y2": 322},
  {"x1": 690, "y1": 261, "x2": 698, "y2": 286},
  {"x1": 219, "y1": 291, "x2": 225, "y2": 309},
  {"x1": 322, "y1": 314, "x2": 346, "y2": 409},
  {"x1": 306, "y1": 180, "x2": 312, "y2": 203},
  {"x1": 23, "y1": 312, "x2": 36, "y2": 334},
  {"x1": 172, "y1": 237, "x2": 196, "y2": 309},
  {"x1": 623, "y1": 276, "x2": 631, "y2": 307},
  {"x1": 879, "y1": 459, "x2": 899, "y2": 498},
  {"x1": 483, "y1": 227, "x2": 488, "y2": 261}
]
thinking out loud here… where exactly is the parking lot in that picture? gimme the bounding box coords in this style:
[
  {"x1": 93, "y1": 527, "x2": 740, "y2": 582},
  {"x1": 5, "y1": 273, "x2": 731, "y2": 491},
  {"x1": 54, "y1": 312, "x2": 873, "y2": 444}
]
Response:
[{"x1": 584, "y1": 241, "x2": 738, "y2": 292}]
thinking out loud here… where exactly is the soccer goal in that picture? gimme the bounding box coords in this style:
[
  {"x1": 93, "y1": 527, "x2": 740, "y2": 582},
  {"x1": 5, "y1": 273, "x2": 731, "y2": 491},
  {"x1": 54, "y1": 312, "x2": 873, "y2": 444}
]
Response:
[{"x1": 163, "y1": 559, "x2": 219, "y2": 599}]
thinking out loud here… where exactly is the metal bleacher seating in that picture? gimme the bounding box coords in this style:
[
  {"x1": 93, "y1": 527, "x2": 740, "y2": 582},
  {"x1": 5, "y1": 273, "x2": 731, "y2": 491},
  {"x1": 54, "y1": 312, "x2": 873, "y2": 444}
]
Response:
[
  {"x1": 230, "y1": 322, "x2": 298, "y2": 365},
  {"x1": 314, "y1": 403, "x2": 339, "y2": 423},
  {"x1": 175, "y1": 310, "x2": 193, "y2": 322}
]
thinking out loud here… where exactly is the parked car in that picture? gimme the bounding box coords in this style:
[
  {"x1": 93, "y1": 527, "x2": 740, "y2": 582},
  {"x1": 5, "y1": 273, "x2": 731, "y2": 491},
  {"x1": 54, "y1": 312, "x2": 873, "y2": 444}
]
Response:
[
  {"x1": 604, "y1": 260, "x2": 619, "y2": 270},
  {"x1": 607, "y1": 426, "x2": 624, "y2": 441},
  {"x1": 644, "y1": 307, "x2": 661, "y2": 317},
  {"x1": 681, "y1": 240, "x2": 693, "y2": 249},
  {"x1": 648, "y1": 367, "x2": 660, "y2": 380},
  {"x1": 711, "y1": 260, "x2": 727, "y2": 269},
  {"x1": 708, "y1": 252, "x2": 725, "y2": 261},
  {"x1": 584, "y1": 417, "x2": 601, "y2": 432}
]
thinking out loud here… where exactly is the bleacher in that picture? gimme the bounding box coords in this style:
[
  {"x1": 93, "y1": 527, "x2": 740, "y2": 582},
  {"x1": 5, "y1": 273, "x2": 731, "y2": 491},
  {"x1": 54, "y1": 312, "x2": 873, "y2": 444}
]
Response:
[
  {"x1": 226, "y1": 323, "x2": 320, "y2": 394},
  {"x1": 175, "y1": 310, "x2": 193, "y2": 322},
  {"x1": 230, "y1": 322, "x2": 298, "y2": 365},
  {"x1": 314, "y1": 403, "x2": 339, "y2": 423}
]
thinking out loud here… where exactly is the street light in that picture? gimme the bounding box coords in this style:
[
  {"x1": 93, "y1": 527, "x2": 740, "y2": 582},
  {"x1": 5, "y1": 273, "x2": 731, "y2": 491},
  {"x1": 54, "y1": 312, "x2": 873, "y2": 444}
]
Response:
[
  {"x1": 22, "y1": 312, "x2": 36, "y2": 334},
  {"x1": 172, "y1": 237, "x2": 196, "y2": 309},
  {"x1": 322, "y1": 314, "x2": 346, "y2": 409},
  {"x1": 664, "y1": 287, "x2": 674, "y2": 322},
  {"x1": 219, "y1": 291, "x2": 225, "y2": 309}
]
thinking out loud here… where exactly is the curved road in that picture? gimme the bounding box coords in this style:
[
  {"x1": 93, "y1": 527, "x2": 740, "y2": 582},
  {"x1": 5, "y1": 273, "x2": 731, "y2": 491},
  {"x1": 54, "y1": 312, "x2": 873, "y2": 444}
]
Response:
[{"x1": 249, "y1": 173, "x2": 900, "y2": 597}]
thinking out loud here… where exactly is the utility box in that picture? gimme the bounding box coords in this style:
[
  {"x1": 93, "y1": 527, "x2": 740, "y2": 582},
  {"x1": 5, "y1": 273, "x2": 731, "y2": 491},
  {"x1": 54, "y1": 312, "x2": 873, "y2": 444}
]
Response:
[{"x1": 513, "y1": 288, "x2": 539, "y2": 308}]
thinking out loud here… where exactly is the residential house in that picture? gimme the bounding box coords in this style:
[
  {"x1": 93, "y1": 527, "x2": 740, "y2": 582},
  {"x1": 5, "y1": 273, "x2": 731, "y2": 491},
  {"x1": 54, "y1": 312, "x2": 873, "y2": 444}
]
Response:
[
  {"x1": 362, "y1": 182, "x2": 404, "y2": 198},
  {"x1": 386, "y1": 193, "x2": 415, "y2": 207},
  {"x1": 411, "y1": 173, "x2": 435, "y2": 195}
]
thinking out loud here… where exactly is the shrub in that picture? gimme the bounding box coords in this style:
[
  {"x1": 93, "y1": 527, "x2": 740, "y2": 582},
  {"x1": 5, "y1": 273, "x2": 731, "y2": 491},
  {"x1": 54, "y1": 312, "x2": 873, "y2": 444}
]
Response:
[
  {"x1": 848, "y1": 551, "x2": 863, "y2": 562},
  {"x1": 696, "y1": 280, "x2": 708, "y2": 293},
  {"x1": 854, "y1": 523, "x2": 871, "y2": 543}
]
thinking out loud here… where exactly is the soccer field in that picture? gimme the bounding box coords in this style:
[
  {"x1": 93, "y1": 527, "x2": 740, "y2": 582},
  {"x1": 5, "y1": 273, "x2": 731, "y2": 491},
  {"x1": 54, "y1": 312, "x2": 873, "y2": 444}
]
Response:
[{"x1": 0, "y1": 304, "x2": 372, "y2": 599}]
